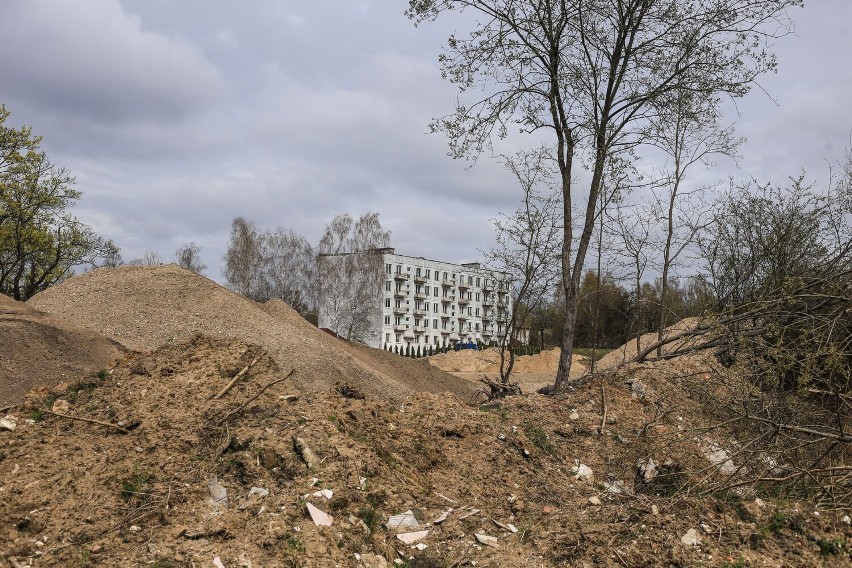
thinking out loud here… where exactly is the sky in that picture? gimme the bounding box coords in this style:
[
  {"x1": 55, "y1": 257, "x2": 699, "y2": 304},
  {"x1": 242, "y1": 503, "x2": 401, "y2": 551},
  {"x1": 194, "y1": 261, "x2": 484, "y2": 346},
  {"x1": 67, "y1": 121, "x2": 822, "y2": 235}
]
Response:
[{"x1": 0, "y1": 0, "x2": 850, "y2": 282}]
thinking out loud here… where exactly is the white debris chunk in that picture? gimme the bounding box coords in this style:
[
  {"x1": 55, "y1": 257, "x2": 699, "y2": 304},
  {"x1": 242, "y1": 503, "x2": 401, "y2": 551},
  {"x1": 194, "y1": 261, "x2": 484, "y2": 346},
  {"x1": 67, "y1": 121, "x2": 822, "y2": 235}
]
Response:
[
  {"x1": 681, "y1": 528, "x2": 701, "y2": 546},
  {"x1": 306, "y1": 502, "x2": 333, "y2": 526},
  {"x1": 474, "y1": 533, "x2": 499, "y2": 548},
  {"x1": 386, "y1": 510, "x2": 419, "y2": 532},
  {"x1": 396, "y1": 530, "x2": 429, "y2": 544}
]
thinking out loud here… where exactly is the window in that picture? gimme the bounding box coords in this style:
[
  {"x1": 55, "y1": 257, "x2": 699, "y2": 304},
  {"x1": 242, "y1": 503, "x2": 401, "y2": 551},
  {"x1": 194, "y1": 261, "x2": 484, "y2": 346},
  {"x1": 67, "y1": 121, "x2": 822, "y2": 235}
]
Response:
[
  {"x1": 386, "y1": 264, "x2": 392, "y2": 274},
  {"x1": 385, "y1": 281, "x2": 391, "y2": 291},
  {"x1": 469, "y1": 276, "x2": 473, "y2": 285},
  {"x1": 385, "y1": 333, "x2": 390, "y2": 342},
  {"x1": 433, "y1": 286, "x2": 438, "y2": 296},
  {"x1": 476, "y1": 277, "x2": 481, "y2": 286},
  {"x1": 414, "y1": 336, "x2": 419, "y2": 344},
  {"x1": 425, "y1": 269, "x2": 430, "y2": 278},
  {"x1": 433, "y1": 319, "x2": 438, "y2": 329},
  {"x1": 385, "y1": 298, "x2": 391, "y2": 308},
  {"x1": 475, "y1": 323, "x2": 480, "y2": 331},
  {"x1": 395, "y1": 334, "x2": 401, "y2": 343},
  {"x1": 476, "y1": 292, "x2": 480, "y2": 301},
  {"x1": 433, "y1": 302, "x2": 438, "y2": 313},
  {"x1": 384, "y1": 316, "x2": 390, "y2": 325},
  {"x1": 394, "y1": 316, "x2": 401, "y2": 325},
  {"x1": 476, "y1": 308, "x2": 480, "y2": 316},
  {"x1": 396, "y1": 265, "x2": 402, "y2": 273},
  {"x1": 416, "y1": 268, "x2": 421, "y2": 276}
]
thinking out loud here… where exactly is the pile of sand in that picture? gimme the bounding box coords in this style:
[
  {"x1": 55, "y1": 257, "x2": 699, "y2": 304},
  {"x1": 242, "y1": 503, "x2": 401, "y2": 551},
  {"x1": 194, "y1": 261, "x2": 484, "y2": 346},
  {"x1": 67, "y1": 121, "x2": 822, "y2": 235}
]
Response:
[
  {"x1": 0, "y1": 294, "x2": 124, "y2": 407},
  {"x1": 27, "y1": 265, "x2": 475, "y2": 402}
]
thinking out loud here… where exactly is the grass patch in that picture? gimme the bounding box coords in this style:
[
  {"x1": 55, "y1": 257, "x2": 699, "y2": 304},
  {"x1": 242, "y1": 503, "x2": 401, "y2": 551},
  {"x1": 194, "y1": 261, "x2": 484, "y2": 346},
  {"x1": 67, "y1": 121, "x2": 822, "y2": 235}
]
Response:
[
  {"x1": 524, "y1": 425, "x2": 555, "y2": 454},
  {"x1": 572, "y1": 347, "x2": 614, "y2": 360}
]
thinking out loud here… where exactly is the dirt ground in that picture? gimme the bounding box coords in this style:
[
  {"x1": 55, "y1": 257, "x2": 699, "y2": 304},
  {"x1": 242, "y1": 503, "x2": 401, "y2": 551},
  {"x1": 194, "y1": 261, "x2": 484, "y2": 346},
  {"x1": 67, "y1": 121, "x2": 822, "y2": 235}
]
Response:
[
  {"x1": 427, "y1": 348, "x2": 587, "y2": 394},
  {"x1": 0, "y1": 294, "x2": 124, "y2": 409},
  {"x1": 1, "y1": 268, "x2": 849, "y2": 567}
]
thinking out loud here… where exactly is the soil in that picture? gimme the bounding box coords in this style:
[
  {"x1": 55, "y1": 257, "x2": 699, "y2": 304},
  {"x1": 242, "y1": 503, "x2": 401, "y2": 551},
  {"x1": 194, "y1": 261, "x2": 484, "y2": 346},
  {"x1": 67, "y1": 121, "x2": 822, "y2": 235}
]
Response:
[
  {"x1": 0, "y1": 293, "x2": 124, "y2": 408},
  {"x1": 27, "y1": 265, "x2": 476, "y2": 403},
  {"x1": 428, "y1": 348, "x2": 588, "y2": 394},
  {"x1": 1, "y1": 268, "x2": 848, "y2": 567}
]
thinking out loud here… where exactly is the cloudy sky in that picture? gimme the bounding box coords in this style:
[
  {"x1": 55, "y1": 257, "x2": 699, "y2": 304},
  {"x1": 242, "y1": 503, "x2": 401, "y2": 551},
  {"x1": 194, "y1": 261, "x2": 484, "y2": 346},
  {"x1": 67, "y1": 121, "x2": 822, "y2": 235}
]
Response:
[{"x1": 1, "y1": 0, "x2": 850, "y2": 281}]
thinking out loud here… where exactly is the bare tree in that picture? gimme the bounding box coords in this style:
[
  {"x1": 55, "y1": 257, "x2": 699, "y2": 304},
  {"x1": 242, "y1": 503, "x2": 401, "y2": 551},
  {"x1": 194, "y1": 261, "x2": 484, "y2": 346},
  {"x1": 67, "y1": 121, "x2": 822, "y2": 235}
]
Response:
[
  {"x1": 175, "y1": 242, "x2": 207, "y2": 274},
  {"x1": 648, "y1": 91, "x2": 739, "y2": 351},
  {"x1": 128, "y1": 249, "x2": 162, "y2": 267},
  {"x1": 223, "y1": 217, "x2": 263, "y2": 299},
  {"x1": 259, "y1": 228, "x2": 316, "y2": 315},
  {"x1": 317, "y1": 212, "x2": 391, "y2": 343},
  {"x1": 409, "y1": 0, "x2": 801, "y2": 391},
  {"x1": 485, "y1": 148, "x2": 561, "y2": 386}
]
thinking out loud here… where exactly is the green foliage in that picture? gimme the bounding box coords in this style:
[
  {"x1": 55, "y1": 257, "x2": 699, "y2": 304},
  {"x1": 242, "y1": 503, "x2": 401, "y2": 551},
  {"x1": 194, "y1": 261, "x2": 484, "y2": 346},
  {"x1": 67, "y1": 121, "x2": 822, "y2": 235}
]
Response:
[
  {"x1": 524, "y1": 425, "x2": 554, "y2": 454},
  {"x1": 0, "y1": 106, "x2": 118, "y2": 300},
  {"x1": 120, "y1": 469, "x2": 151, "y2": 504},
  {"x1": 357, "y1": 506, "x2": 377, "y2": 534}
]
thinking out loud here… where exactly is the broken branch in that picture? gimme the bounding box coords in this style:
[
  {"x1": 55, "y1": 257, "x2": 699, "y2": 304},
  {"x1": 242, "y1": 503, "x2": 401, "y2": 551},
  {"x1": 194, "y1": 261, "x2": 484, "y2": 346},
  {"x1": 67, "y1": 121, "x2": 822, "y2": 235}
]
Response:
[{"x1": 212, "y1": 350, "x2": 261, "y2": 400}]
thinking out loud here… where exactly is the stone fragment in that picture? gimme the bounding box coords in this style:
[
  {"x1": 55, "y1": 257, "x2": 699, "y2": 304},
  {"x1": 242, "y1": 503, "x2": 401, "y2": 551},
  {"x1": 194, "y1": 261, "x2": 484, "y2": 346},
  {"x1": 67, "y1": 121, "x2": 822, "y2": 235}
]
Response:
[
  {"x1": 249, "y1": 487, "x2": 269, "y2": 498},
  {"x1": 207, "y1": 476, "x2": 228, "y2": 508},
  {"x1": 386, "y1": 510, "x2": 419, "y2": 532},
  {"x1": 306, "y1": 503, "x2": 333, "y2": 526},
  {"x1": 588, "y1": 496, "x2": 602, "y2": 506},
  {"x1": 396, "y1": 530, "x2": 429, "y2": 544},
  {"x1": 569, "y1": 411, "x2": 580, "y2": 421},
  {"x1": 0, "y1": 415, "x2": 17, "y2": 431},
  {"x1": 681, "y1": 528, "x2": 701, "y2": 546},
  {"x1": 571, "y1": 462, "x2": 594, "y2": 482},
  {"x1": 360, "y1": 553, "x2": 388, "y2": 568},
  {"x1": 51, "y1": 399, "x2": 70, "y2": 414},
  {"x1": 474, "y1": 533, "x2": 499, "y2": 548}
]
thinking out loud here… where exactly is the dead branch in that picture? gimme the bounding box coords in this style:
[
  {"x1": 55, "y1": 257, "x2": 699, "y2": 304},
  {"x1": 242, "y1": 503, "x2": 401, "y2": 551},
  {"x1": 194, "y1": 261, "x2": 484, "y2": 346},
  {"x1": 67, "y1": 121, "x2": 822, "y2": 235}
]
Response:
[
  {"x1": 478, "y1": 375, "x2": 521, "y2": 400},
  {"x1": 41, "y1": 408, "x2": 131, "y2": 434},
  {"x1": 215, "y1": 369, "x2": 295, "y2": 425},
  {"x1": 211, "y1": 350, "x2": 261, "y2": 400}
]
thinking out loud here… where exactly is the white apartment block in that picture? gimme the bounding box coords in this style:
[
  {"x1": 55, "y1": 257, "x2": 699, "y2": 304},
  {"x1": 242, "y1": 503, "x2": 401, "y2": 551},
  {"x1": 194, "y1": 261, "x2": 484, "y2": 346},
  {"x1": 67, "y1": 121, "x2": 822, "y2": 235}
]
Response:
[{"x1": 319, "y1": 248, "x2": 513, "y2": 350}]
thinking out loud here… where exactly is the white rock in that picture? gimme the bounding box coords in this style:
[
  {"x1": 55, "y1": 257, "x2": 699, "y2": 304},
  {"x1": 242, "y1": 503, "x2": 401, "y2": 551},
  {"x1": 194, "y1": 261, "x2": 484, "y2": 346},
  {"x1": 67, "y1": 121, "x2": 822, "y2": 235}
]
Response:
[
  {"x1": 213, "y1": 557, "x2": 225, "y2": 568},
  {"x1": 474, "y1": 533, "x2": 499, "y2": 548},
  {"x1": 249, "y1": 487, "x2": 269, "y2": 498},
  {"x1": 415, "y1": 543, "x2": 427, "y2": 551},
  {"x1": 700, "y1": 523, "x2": 712, "y2": 533},
  {"x1": 310, "y1": 489, "x2": 333, "y2": 500},
  {"x1": 0, "y1": 416, "x2": 17, "y2": 431},
  {"x1": 571, "y1": 463, "x2": 594, "y2": 482},
  {"x1": 386, "y1": 510, "x2": 419, "y2": 532},
  {"x1": 569, "y1": 412, "x2": 580, "y2": 421},
  {"x1": 51, "y1": 399, "x2": 70, "y2": 414},
  {"x1": 306, "y1": 502, "x2": 333, "y2": 526},
  {"x1": 841, "y1": 515, "x2": 850, "y2": 525},
  {"x1": 360, "y1": 553, "x2": 388, "y2": 568},
  {"x1": 651, "y1": 505, "x2": 659, "y2": 515},
  {"x1": 432, "y1": 509, "x2": 453, "y2": 524},
  {"x1": 681, "y1": 528, "x2": 701, "y2": 546},
  {"x1": 588, "y1": 496, "x2": 602, "y2": 506},
  {"x1": 703, "y1": 444, "x2": 737, "y2": 475},
  {"x1": 396, "y1": 530, "x2": 429, "y2": 544}
]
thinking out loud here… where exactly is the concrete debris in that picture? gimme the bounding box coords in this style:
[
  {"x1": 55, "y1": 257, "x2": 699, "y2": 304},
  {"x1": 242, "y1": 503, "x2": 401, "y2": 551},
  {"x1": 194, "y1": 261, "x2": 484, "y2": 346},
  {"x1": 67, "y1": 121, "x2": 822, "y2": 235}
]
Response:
[
  {"x1": 50, "y1": 399, "x2": 70, "y2": 414},
  {"x1": 474, "y1": 533, "x2": 499, "y2": 548},
  {"x1": 359, "y1": 553, "x2": 388, "y2": 568},
  {"x1": 248, "y1": 487, "x2": 269, "y2": 498},
  {"x1": 396, "y1": 530, "x2": 429, "y2": 544},
  {"x1": 702, "y1": 444, "x2": 737, "y2": 475},
  {"x1": 457, "y1": 507, "x2": 481, "y2": 520},
  {"x1": 571, "y1": 462, "x2": 594, "y2": 482},
  {"x1": 700, "y1": 523, "x2": 712, "y2": 533},
  {"x1": 637, "y1": 458, "x2": 658, "y2": 482},
  {"x1": 306, "y1": 502, "x2": 333, "y2": 526},
  {"x1": 386, "y1": 510, "x2": 419, "y2": 532},
  {"x1": 207, "y1": 476, "x2": 228, "y2": 508},
  {"x1": 651, "y1": 505, "x2": 659, "y2": 515},
  {"x1": 681, "y1": 528, "x2": 701, "y2": 546},
  {"x1": 309, "y1": 489, "x2": 333, "y2": 500},
  {"x1": 0, "y1": 415, "x2": 17, "y2": 431},
  {"x1": 492, "y1": 519, "x2": 518, "y2": 533},
  {"x1": 588, "y1": 496, "x2": 601, "y2": 506},
  {"x1": 432, "y1": 509, "x2": 453, "y2": 524},
  {"x1": 841, "y1": 515, "x2": 850, "y2": 525},
  {"x1": 569, "y1": 411, "x2": 580, "y2": 421},
  {"x1": 213, "y1": 557, "x2": 225, "y2": 568},
  {"x1": 415, "y1": 543, "x2": 427, "y2": 551}
]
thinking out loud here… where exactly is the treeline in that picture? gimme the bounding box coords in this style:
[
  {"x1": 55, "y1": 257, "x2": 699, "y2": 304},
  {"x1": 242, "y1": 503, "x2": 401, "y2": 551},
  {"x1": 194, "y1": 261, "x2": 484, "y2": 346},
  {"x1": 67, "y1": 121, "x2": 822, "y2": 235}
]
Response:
[{"x1": 525, "y1": 271, "x2": 714, "y2": 351}]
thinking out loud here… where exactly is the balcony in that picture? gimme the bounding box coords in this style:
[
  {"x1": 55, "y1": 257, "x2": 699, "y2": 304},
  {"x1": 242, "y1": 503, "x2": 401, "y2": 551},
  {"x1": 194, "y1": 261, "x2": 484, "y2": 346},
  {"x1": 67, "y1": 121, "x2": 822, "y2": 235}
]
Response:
[
  {"x1": 482, "y1": 329, "x2": 492, "y2": 336},
  {"x1": 441, "y1": 279, "x2": 455, "y2": 287},
  {"x1": 458, "y1": 313, "x2": 468, "y2": 321},
  {"x1": 393, "y1": 325, "x2": 407, "y2": 332},
  {"x1": 482, "y1": 297, "x2": 494, "y2": 307},
  {"x1": 393, "y1": 308, "x2": 407, "y2": 316},
  {"x1": 440, "y1": 313, "x2": 450, "y2": 319},
  {"x1": 413, "y1": 326, "x2": 425, "y2": 333},
  {"x1": 394, "y1": 272, "x2": 409, "y2": 281},
  {"x1": 458, "y1": 296, "x2": 469, "y2": 305},
  {"x1": 483, "y1": 283, "x2": 494, "y2": 292},
  {"x1": 440, "y1": 296, "x2": 453, "y2": 304},
  {"x1": 414, "y1": 292, "x2": 427, "y2": 300},
  {"x1": 393, "y1": 290, "x2": 406, "y2": 298},
  {"x1": 457, "y1": 280, "x2": 469, "y2": 290},
  {"x1": 440, "y1": 329, "x2": 450, "y2": 335},
  {"x1": 414, "y1": 275, "x2": 428, "y2": 284},
  {"x1": 413, "y1": 309, "x2": 426, "y2": 317}
]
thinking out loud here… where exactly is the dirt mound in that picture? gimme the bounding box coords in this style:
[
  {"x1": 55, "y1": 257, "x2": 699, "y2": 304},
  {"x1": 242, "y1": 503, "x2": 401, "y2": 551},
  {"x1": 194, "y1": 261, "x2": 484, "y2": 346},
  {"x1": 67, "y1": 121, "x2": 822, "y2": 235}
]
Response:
[
  {"x1": 27, "y1": 265, "x2": 476, "y2": 402},
  {"x1": 597, "y1": 317, "x2": 705, "y2": 370},
  {"x1": 0, "y1": 293, "x2": 124, "y2": 408},
  {"x1": 428, "y1": 347, "x2": 587, "y2": 393},
  {"x1": 1, "y1": 336, "x2": 846, "y2": 567}
]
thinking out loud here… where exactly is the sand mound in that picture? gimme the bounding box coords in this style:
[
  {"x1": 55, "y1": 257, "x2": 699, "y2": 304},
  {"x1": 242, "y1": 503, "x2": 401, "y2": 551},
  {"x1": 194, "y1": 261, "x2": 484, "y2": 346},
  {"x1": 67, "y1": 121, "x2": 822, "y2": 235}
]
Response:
[
  {"x1": 429, "y1": 347, "x2": 586, "y2": 376},
  {"x1": 0, "y1": 294, "x2": 124, "y2": 407},
  {"x1": 596, "y1": 317, "x2": 706, "y2": 370},
  {"x1": 27, "y1": 265, "x2": 475, "y2": 402}
]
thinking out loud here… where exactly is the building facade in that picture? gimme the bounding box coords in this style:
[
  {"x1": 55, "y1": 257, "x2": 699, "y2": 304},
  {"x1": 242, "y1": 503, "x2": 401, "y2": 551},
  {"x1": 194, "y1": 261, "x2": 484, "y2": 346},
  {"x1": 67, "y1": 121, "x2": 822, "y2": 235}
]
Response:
[{"x1": 319, "y1": 248, "x2": 513, "y2": 350}]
